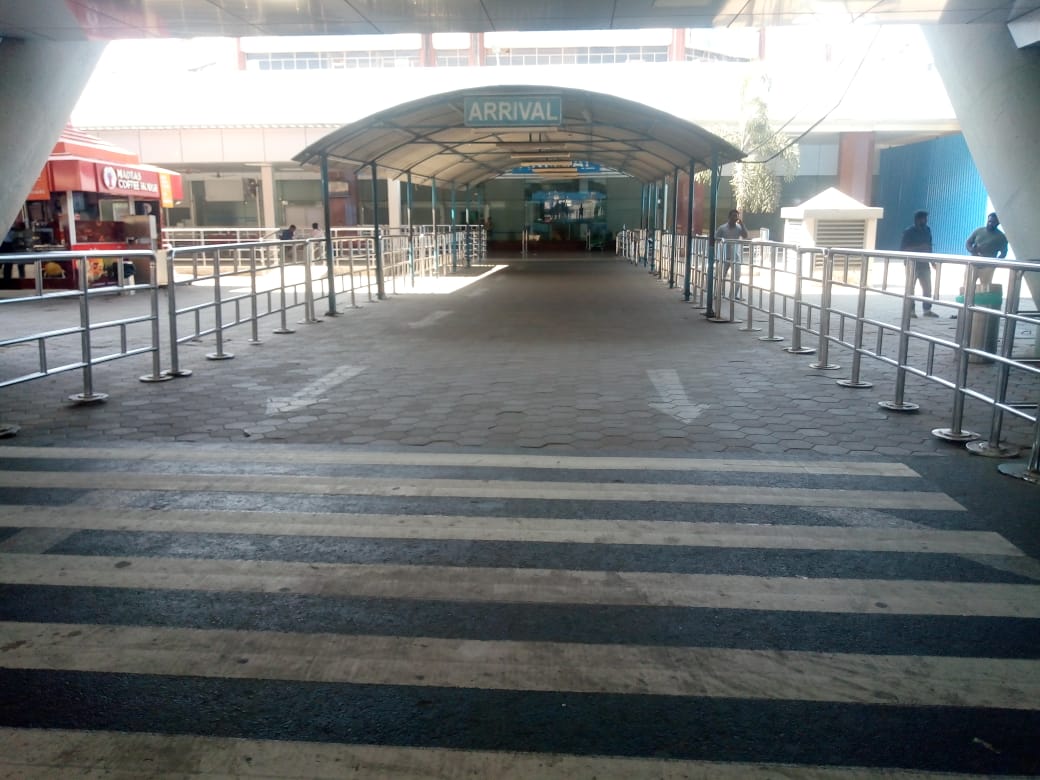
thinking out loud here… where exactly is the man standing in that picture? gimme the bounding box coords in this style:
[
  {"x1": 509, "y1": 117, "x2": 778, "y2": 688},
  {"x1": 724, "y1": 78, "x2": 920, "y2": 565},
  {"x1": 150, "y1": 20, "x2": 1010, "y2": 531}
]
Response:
[
  {"x1": 900, "y1": 209, "x2": 938, "y2": 317},
  {"x1": 715, "y1": 209, "x2": 749, "y2": 298},
  {"x1": 964, "y1": 212, "x2": 1009, "y2": 287}
]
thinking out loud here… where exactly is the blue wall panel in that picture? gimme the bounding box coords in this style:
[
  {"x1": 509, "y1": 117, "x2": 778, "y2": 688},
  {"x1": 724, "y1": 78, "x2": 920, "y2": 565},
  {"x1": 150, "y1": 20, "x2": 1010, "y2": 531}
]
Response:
[{"x1": 876, "y1": 134, "x2": 989, "y2": 256}]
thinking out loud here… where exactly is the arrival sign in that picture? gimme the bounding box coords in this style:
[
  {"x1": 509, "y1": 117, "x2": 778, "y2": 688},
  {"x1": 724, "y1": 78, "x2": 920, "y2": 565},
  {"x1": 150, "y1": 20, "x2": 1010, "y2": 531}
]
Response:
[{"x1": 464, "y1": 95, "x2": 562, "y2": 127}]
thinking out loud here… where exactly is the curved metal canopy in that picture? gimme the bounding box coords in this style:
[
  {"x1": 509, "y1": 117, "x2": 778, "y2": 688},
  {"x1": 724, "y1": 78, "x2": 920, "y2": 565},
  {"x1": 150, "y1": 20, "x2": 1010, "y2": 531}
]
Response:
[{"x1": 294, "y1": 86, "x2": 745, "y2": 187}]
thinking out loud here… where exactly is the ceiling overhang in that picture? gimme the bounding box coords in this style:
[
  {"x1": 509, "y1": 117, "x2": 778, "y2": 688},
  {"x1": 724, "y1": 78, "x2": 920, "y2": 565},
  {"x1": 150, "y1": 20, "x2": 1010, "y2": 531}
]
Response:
[
  {"x1": 1, "y1": 0, "x2": 1035, "y2": 41},
  {"x1": 294, "y1": 85, "x2": 745, "y2": 187}
]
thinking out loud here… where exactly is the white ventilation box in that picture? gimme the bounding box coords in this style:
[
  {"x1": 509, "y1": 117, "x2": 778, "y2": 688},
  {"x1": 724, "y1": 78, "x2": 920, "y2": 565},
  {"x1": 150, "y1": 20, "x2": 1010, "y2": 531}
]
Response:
[{"x1": 780, "y1": 187, "x2": 883, "y2": 250}]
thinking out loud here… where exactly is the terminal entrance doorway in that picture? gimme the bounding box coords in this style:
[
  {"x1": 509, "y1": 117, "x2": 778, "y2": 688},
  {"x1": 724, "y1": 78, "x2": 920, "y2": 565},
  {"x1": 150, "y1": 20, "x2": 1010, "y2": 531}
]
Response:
[{"x1": 525, "y1": 185, "x2": 608, "y2": 252}]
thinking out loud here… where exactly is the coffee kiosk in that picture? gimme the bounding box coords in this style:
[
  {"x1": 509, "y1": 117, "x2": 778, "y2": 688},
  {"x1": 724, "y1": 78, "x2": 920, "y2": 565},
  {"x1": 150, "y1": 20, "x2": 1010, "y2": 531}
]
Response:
[{"x1": 4, "y1": 127, "x2": 183, "y2": 289}]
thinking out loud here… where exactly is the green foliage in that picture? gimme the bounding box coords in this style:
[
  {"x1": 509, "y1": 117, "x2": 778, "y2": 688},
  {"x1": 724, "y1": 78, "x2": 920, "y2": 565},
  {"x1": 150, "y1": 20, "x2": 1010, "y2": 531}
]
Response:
[{"x1": 698, "y1": 78, "x2": 799, "y2": 215}]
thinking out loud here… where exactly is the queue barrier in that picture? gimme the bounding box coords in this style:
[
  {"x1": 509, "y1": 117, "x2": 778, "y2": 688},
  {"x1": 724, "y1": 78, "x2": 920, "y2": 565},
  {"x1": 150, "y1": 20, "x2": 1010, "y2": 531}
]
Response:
[
  {"x1": 616, "y1": 230, "x2": 1040, "y2": 485},
  {"x1": 0, "y1": 249, "x2": 167, "y2": 436},
  {"x1": 0, "y1": 226, "x2": 487, "y2": 437}
]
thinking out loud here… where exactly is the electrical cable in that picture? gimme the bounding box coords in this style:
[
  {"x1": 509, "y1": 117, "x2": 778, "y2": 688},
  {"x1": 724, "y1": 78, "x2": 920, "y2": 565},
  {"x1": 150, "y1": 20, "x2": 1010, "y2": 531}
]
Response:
[{"x1": 740, "y1": 26, "x2": 884, "y2": 164}]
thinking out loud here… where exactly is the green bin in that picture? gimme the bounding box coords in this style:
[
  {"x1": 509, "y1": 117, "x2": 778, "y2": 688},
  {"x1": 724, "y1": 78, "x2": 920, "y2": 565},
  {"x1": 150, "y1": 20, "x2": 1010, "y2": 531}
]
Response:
[{"x1": 955, "y1": 284, "x2": 1002, "y2": 363}]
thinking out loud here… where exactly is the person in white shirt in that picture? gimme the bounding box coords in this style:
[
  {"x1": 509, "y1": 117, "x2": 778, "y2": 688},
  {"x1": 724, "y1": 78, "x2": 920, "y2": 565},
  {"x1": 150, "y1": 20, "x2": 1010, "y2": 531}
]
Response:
[{"x1": 715, "y1": 209, "x2": 749, "y2": 298}]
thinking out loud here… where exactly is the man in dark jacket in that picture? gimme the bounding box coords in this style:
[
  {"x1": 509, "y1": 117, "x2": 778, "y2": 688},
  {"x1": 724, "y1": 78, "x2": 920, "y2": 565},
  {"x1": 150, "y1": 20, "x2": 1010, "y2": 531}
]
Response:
[{"x1": 900, "y1": 210, "x2": 938, "y2": 318}]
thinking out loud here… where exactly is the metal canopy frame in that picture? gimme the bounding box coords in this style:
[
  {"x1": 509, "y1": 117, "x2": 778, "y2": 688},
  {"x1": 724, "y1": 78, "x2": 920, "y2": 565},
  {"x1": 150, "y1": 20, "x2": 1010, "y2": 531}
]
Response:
[{"x1": 294, "y1": 85, "x2": 745, "y2": 186}]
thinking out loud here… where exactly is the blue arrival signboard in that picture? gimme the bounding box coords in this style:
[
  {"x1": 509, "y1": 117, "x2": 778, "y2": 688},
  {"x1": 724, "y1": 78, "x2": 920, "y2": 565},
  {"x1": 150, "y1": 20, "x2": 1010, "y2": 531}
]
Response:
[{"x1": 464, "y1": 95, "x2": 563, "y2": 127}]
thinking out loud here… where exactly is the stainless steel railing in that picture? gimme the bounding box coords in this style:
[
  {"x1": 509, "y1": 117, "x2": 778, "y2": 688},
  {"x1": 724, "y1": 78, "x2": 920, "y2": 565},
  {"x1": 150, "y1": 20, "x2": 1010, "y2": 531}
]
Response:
[
  {"x1": 616, "y1": 230, "x2": 1040, "y2": 484},
  {"x1": 0, "y1": 249, "x2": 168, "y2": 432},
  {"x1": 0, "y1": 228, "x2": 485, "y2": 433}
]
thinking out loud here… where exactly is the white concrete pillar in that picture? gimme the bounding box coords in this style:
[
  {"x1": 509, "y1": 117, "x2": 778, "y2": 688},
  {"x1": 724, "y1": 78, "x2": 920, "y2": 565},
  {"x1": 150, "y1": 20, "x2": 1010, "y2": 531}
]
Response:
[
  {"x1": 0, "y1": 39, "x2": 106, "y2": 230},
  {"x1": 925, "y1": 25, "x2": 1039, "y2": 257},
  {"x1": 925, "y1": 24, "x2": 1040, "y2": 319},
  {"x1": 259, "y1": 163, "x2": 277, "y2": 230},
  {"x1": 387, "y1": 178, "x2": 402, "y2": 228}
]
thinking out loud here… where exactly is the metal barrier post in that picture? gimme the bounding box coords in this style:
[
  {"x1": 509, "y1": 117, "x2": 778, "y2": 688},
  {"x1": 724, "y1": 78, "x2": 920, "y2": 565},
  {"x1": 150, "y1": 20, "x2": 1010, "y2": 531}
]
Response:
[
  {"x1": 932, "y1": 269, "x2": 980, "y2": 442},
  {"x1": 878, "y1": 258, "x2": 920, "y2": 412},
  {"x1": 389, "y1": 237, "x2": 398, "y2": 295},
  {"x1": 299, "y1": 242, "x2": 321, "y2": 324},
  {"x1": 273, "y1": 243, "x2": 295, "y2": 334},
  {"x1": 759, "y1": 245, "x2": 784, "y2": 343},
  {"x1": 248, "y1": 247, "x2": 262, "y2": 344},
  {"x1": 967, "y1": 269, "x2": 1023, "y2": 458},
  {"x1": 164, "y1": 249, "x2": 192, "y2": 377},
  {"x1": 366, "y1": 239, "x2": 375, "y2": 302},
  {"x1": 347, "y1": 241, "x2": 358, "y2": 308},
  {"x1": 784, "y1": 250, "x2": 816, "y2": 355},
  {"x1": 139, "y1": 256, "x2": 173, "y2": 384},
  {"x1": 206, "y1": 251, "x2": 235, "y2": 360},
  {"x1": 836, "y1": 255, "x2": 873, "y2": 389},
  {"x1": 738, "y1": 243, "x2": 761, "y2": 333},
  {"x1": 69, "y1": 256, "x2": 108, "y2": 404},
  {"x1": 810, "y1": 249, "x2": 841, "y2": 370},
  {"x1": 998, "y1": 413, "x2": 1040, "y2": 484},
  {"x1": 692, "y1": 237, "x2": 707, "y2": 310},
  {"x1": 708, "y1": 240, "x2": 733, "y2": 323}
]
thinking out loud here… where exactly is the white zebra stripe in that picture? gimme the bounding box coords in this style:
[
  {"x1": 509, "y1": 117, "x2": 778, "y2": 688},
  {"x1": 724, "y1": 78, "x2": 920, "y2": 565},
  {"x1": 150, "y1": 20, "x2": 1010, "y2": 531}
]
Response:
[
  {"x1": 0, "y1": 728, "x2": 996, "y2": 780},
  {"x1": 0, "y1": 445, "x2": 920, "y2": 477},
  {"x1": 2, "y1": 622, "x2": 1037, "y2": 710},
  {"x1": 3, "y1": 553, "x2": 1036, "y2": 617},
  {"x1": 0, "y1": 471, "x2": 964, "y2": 510},
  {"x1": 0, "y1": 505, "x2": 1020, "y2": 555}
]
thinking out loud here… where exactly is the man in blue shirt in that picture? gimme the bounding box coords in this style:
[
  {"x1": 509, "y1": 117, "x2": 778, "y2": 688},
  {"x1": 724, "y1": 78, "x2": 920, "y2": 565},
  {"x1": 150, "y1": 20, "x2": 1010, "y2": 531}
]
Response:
[{"x1": 900, "y1": 210, "x2": 938, "y2": 317}]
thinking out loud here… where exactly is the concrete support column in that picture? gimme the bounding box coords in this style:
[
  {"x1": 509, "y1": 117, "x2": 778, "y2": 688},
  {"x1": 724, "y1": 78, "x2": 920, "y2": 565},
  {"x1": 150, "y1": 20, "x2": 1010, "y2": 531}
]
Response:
[
  {"x1": 837, "y1": 132, "x2": 875, "y2": 206},
  {"x1": 420, "y1": 33, "x2": 436, "y2": 67},
  {"x1": 470, "y1": 33, "x2": 485, "y2": 66},
  {"x1": 926, "y1": 23, "x2": 1040, "y2": 335},
  {"x1": 387, "y1": 178, "x2": 402, "y2": 228},
  {"x1": 668, "y1": 28, "x2": 685, "y2": 62},
  {"x1": 926, "y1": 27, "x2": 1040, "y2": 278},
  {"x1": 0, "y1": 39, "x2": 106, "y2": 230},
  {"x1": 259, "y1": 163, "x2": 277, "y2": 230}
]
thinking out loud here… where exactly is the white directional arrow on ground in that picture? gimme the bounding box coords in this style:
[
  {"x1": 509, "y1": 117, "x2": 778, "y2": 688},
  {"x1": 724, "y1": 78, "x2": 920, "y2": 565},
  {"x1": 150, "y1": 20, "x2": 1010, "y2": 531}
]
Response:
[
  {"x1": 266, "y1": 365, "x2": 366, "y2": 415},
  {"x1": 647, "y1": 368, "x2": 709, "y2": 423},
  {"x1": 408, "y1": 310, "x2": 453, "y2": 328}
]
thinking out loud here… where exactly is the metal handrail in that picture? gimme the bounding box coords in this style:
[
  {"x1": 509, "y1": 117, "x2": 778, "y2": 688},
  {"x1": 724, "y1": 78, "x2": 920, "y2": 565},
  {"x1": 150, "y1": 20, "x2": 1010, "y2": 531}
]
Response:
[
  {"x1": 0, "y1": 249, "x2": 168, "y2": 417},
  {"x1": 618, "y1": 234, "x2": 1040, "y2": 484}
]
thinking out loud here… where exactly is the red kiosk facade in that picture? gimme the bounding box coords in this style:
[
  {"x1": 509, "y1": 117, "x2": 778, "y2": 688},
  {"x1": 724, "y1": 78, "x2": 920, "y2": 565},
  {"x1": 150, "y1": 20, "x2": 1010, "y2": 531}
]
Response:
[{"x1": 12, "y1": 127, "x2": 183, "y2": 287}]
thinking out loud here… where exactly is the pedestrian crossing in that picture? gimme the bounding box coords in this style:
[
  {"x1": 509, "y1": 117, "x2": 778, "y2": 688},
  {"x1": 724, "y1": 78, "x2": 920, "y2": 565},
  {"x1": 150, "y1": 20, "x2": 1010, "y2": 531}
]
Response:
[{"x1": 0, "y1": 444, "x2": 1038, "y2": 777}]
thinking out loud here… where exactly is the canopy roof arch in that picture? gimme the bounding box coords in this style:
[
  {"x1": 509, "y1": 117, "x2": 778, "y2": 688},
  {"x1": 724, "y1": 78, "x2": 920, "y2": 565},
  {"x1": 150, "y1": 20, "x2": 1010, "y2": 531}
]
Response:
[{"x1": 294, "y1": 85, "x2": 745, "y2": 187}]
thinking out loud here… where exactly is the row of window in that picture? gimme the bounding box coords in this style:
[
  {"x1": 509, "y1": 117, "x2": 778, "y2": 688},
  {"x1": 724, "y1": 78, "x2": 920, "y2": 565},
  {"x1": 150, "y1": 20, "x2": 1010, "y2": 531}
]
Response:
[{"x1": 245, "y1": 45, "x2": 683, "y2": 71}]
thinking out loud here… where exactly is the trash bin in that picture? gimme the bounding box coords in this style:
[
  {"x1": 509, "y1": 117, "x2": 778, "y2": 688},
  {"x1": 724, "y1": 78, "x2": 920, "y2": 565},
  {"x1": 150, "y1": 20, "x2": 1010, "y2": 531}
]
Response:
[{"x1": 956, "y1": 284, "x2": 1002, "y2": 363}]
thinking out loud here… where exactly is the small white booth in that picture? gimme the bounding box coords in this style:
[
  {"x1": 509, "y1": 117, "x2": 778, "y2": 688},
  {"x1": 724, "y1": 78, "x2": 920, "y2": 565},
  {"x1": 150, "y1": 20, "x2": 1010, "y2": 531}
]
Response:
[{"x1": 781, "y1": 187, "x2": 883, "y2": 250}]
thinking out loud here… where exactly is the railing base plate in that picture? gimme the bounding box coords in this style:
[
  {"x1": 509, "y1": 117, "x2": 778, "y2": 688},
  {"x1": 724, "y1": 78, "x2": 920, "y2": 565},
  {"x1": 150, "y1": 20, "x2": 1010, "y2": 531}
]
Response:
[
  {"x1": 206, "y1": 353, "x2": 234, "y2": 361},
  {"x1": 878, "y1": 401, "x2": 919, "y2": 412},
  {"x1": 810, "y1": 362, "x2": 841, "y2": 370},
  {"x1": 784, "y1": 347, "x2": 815, "y2": 355},
  {"x1": 0, "y1": 424, "x2": 20, "y2": 438},
  {"x1": 837, "y1": 379, "x2": 873, "y2": 388},
  {"x1": 998, "y1": 462, "x2": 1040, "y2": 484},
  {"x1": 139, "y1": 373, "x2": 175, "y2": 384},
  {"x1": 932, "y1": 427, "x2": 980, "y2": 442},
  {"x1": 965, "y1": 441, "x2": 1020, "y2": 458},
  {"x1": 69, "y1": 393, "x2": 108, "y2": 405}
]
